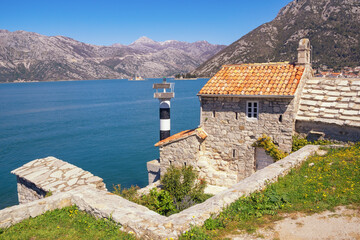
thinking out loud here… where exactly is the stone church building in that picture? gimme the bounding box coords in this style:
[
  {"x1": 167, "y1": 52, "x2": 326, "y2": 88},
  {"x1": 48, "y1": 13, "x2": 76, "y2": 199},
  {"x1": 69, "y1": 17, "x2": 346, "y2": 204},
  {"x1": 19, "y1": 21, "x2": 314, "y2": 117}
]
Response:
[{"x1": 147, "y1": 39, "x2": 360, "y2": 187}]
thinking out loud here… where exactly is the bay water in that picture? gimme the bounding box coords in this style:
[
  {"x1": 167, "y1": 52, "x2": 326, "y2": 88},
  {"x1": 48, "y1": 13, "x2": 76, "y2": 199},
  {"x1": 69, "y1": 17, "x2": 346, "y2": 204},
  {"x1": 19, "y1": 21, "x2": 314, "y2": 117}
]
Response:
[{"x1": 0, "y1": 78, "x2": 208, "y2": 209}]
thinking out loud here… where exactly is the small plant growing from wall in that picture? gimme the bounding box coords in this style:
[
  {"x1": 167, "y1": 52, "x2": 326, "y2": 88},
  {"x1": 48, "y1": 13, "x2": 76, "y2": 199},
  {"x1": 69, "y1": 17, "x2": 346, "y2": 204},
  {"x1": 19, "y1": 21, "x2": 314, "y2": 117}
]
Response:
[
  {"x1": 45, "y1": 191, "x2": 53, "y2": 198},
  {"x1": 252, "y1": 135, "x2": 288, "y2": 161}
]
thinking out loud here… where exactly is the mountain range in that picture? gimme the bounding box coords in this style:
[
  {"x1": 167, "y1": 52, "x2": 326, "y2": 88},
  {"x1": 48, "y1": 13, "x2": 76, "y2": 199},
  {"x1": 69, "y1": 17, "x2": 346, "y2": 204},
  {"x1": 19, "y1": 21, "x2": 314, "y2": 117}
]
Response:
[
  {"x1": 0, "y1": 31, "x2": 225, "y2": 82},
  {"x1": 193, "y1": 0, "x2": 360, "y2": 77}
]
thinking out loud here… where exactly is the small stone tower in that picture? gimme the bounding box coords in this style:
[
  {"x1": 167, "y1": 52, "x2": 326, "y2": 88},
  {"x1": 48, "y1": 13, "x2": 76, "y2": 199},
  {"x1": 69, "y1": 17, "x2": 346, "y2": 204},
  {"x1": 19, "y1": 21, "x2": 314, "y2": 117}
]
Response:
[{"x1": 297, "y1": 38, "x2": 311, "y2": 65}]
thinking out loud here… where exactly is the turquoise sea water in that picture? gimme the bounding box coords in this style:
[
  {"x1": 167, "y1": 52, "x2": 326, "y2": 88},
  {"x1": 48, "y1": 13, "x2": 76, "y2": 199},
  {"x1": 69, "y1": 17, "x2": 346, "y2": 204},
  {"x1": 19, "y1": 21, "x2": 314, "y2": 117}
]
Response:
[{"x1": 0, "y1": 78, "x2": 208, "y2": 209}]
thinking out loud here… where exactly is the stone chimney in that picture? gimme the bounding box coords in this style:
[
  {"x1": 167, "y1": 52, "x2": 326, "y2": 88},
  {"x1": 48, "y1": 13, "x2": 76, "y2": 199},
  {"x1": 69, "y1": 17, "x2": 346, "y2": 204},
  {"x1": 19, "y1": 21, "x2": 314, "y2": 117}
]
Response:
[{"x1": 297, "y1": 38, "x2": 311, "y2": 65}]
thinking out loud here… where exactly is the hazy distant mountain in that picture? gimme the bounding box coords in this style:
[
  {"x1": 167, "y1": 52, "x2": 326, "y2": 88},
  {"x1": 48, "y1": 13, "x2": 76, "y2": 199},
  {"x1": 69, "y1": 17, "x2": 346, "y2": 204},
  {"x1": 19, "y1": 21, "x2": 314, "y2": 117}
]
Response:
[
  {"x1": 0, "y1": 30, "x2": 225, "y2": 82},
  {"x1": 192, "y1": 0, "x2": 360, "y2": 77}
]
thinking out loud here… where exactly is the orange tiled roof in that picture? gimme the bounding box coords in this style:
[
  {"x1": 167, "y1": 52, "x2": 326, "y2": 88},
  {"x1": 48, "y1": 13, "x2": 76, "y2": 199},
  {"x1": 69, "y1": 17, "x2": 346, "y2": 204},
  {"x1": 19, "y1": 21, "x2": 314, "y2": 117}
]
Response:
[
  {"x1": 154, "y1": 127, "x2": 207, "y2": 147},
  {"x1": 198, "y1": 62, "x2": 305, "y2": 96}
]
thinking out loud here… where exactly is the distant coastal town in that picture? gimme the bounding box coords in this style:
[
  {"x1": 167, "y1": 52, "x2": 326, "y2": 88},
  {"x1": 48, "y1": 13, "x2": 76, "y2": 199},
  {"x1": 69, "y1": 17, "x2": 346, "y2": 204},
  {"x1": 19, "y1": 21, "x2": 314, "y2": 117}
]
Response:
[{"x1": 315, "y1": 66, "x2": 360, "y2": 78}]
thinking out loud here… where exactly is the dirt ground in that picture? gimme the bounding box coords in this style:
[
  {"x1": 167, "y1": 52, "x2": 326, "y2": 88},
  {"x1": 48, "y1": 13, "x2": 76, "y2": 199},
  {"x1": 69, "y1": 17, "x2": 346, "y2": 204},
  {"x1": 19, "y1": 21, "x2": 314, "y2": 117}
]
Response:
[{"x1": 229, "y1": 206, "x2": 360, "y2": 240}]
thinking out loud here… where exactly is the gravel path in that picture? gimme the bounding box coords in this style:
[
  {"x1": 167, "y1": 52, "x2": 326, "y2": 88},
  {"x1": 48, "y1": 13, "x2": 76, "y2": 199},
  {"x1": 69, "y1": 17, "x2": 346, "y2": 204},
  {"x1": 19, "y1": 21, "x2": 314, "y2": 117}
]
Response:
[{"x1": 229, "y1": 206, "x2": 360, "y2": 240}]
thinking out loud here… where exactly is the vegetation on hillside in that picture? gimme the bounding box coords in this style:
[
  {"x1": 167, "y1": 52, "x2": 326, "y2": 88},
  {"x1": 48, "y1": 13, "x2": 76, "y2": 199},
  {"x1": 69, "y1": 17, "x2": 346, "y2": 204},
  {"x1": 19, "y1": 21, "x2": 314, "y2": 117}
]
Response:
[
  {"x1": 180, "y1": 143, "x2": 360, "y2": 239},
  {"x1": 174, "y1": 73, "x2": 197, "y2": 79},
  {"x1": 0, "y1": 206, "x2": 136, "y2": 240}
]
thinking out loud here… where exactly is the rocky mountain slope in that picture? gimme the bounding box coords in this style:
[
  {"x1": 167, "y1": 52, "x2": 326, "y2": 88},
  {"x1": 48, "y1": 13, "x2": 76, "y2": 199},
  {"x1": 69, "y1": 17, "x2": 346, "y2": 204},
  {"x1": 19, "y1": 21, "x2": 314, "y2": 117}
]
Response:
[
  {"x1": 0, "y1": 31, "x2": 225, "y2": 82},
  {"x1": 192, "y1": 0, "x2": 360, "y2": 77}
]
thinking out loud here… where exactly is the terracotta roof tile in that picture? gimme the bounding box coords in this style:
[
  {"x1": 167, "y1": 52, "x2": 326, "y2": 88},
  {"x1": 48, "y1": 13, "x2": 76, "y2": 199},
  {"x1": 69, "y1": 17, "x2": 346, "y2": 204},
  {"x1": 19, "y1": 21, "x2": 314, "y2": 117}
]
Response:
[
  {"x1": 154, "y1": 127, "x2": 207, "y2": 147},
  {"x1": 198, "y1": 63, "x2": 305, "y2": 96}
]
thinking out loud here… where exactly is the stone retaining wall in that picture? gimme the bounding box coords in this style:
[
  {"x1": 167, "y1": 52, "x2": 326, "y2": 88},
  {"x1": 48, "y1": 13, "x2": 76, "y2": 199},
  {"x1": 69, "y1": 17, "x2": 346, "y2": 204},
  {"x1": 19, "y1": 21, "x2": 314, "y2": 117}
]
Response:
[
  {"x1": 11, "y1": 156, "x2": 106, "y2": 204},
  {"x1": 0, "y1": 192, "x2": 73, "y2": 228},
  {"x1": 1, "y1": 145, "x2": 320, "y2": 239}
]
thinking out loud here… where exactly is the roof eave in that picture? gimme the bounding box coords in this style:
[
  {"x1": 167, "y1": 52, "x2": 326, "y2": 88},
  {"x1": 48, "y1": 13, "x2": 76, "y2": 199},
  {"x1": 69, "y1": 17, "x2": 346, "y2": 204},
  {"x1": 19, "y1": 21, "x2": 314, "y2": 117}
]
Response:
[
  {"x1": 197, "y1": 94, "x2": 295, "y2": 98},
  {"x1": 155, "y1": 134, "x2": 196, "y2": 147}
]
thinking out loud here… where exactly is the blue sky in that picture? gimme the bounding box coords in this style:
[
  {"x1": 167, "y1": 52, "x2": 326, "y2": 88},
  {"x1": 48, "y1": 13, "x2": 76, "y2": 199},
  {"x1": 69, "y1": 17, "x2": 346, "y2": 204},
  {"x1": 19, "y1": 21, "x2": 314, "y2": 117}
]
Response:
[{"x1": 0, "y1": 0, "x2": 292, "y2": 46}]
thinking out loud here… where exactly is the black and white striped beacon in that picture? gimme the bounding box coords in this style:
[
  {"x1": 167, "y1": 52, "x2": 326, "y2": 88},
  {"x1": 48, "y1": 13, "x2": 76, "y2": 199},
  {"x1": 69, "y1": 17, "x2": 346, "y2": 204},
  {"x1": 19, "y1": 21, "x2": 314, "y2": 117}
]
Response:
[{"x1": 153, "y1": 78, "x2": 174, "y2": 141}]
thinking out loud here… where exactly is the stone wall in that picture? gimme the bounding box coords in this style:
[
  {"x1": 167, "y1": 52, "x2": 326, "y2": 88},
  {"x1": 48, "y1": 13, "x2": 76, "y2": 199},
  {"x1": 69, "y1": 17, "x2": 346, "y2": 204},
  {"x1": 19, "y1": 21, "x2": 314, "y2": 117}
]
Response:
[
  {"x1": 16, "y1": 176, "x2": 47, "y2": 204},
  {"x1": 1, "y1": 145, "x2": 321, "y2": 240},
  {"x1": 11, "y1": 156, "x2": 106, "y2": 204},
  {"x1": 199, "y1": 96, "x2": 295, "y2": 186},
  {"x1": 296, "y1": 121, "x2": 360, "y2": 142},
  {"x1": 0, "y1": 192, "x2": 73, "y2": 228},
  {"x1": 147, "y1": 159, "x2": 160, "y2": 184},
  {"x1": 159, "y1": 135, "x2": 203, "y2": 175}
]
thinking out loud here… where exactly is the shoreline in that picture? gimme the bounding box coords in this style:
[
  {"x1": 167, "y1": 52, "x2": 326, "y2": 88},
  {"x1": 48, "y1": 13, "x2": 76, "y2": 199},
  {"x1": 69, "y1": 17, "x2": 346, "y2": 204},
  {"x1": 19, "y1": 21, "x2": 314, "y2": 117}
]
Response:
[
  {"x1": 0, "y1": 78, "x2": 129, "y2": 84},
  {"x1": 0, "y1": 77, "x2": 211, "y2": 84}
]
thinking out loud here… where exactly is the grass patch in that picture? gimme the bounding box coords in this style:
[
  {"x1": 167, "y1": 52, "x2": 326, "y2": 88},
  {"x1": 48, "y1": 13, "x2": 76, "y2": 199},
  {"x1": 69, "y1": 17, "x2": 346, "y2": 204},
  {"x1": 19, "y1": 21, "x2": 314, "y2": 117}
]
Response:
[
  {"x1": 180, "y1": 143, "x2": 360, "y2": 239},
  {"x1": 0, "y1": 206, "x2": 136, "y2": 240}
]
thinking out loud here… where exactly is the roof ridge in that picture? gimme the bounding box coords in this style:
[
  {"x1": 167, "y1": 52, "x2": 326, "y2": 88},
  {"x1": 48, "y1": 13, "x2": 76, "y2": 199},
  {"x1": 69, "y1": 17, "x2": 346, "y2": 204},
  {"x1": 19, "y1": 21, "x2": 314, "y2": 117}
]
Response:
[
  {"x1": 154, "y1": 127, "x2": 207, "y2": 147},
  {"x1": 223, "y1": 62, "x2": 291, "y2": 67}
]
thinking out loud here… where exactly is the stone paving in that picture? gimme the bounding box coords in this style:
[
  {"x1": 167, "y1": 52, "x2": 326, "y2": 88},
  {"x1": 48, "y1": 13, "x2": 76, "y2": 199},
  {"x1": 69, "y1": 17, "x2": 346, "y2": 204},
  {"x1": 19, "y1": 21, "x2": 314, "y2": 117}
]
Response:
[{"x1": 11, "y1": 156, "x2": 106, "y2": 203}]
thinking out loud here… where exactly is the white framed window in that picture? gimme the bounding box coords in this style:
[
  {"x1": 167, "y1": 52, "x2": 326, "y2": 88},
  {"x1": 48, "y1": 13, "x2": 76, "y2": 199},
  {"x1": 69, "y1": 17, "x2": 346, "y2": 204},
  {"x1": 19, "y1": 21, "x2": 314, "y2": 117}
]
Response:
[{"x1": 246, "y1": 101, "x2": 259, "y2": 119}]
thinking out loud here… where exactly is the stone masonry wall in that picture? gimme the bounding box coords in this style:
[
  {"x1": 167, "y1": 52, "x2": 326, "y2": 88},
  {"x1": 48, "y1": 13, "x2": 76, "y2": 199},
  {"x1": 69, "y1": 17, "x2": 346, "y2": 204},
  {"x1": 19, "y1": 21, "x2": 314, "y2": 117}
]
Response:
[
  {"x1": 0, "y1": 192, "x2": 73, "y2": 228},
  {"x1": 296, "y1": 120, "x2": 360, "y2": 142},
  {"x1": 16, "y1": 176, "x2": 47, "y2": 204},
  {"x1": 11, "y1": 156, "x2": 106, "y2": 204},
  {"x1": 159, "y1": 135, "x2": 203, "y2": 176},
  {"x1": 200, "y1": 97, "x2": 295, "y2": 186}
]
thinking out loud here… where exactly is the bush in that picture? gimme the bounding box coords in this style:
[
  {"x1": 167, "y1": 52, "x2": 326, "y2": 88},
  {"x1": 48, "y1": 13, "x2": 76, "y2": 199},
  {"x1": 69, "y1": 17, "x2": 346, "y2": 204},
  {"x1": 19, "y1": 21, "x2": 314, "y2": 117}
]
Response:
[
  {"x1": 113, "y1": 165, "x2": 211, "y2": 216},
  {"x1": 161, "y1": 165, "x2": 207, "y2": 203},
  {"x1": 113, "y1": 184, "x2": 140, "y2": 203},
  {"x1": 140, "y1": 188, "x2": 177, "y2": 216}
]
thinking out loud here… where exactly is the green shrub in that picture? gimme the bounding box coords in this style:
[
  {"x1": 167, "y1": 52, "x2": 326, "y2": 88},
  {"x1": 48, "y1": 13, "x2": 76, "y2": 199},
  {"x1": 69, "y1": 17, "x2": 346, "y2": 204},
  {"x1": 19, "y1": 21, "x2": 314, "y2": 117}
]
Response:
[
  {"x1": 112, "y1": 165, "x2": 211, "y2": 216},
  {"x1": 204, "y1": 216, "x2": 225, "y2": 230},
  {"x1": 161, "y1": 165, "x2": 207, "y2": 203},
  {"x1": 140, "y1": 188, "x2": 177, "y2": 216},
  {"x1": 252, "y1": 135, "x2": 288, "y2": 161},
  {"x1": 113, "y1": 184, "x2": 140, "y2": 203}
]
